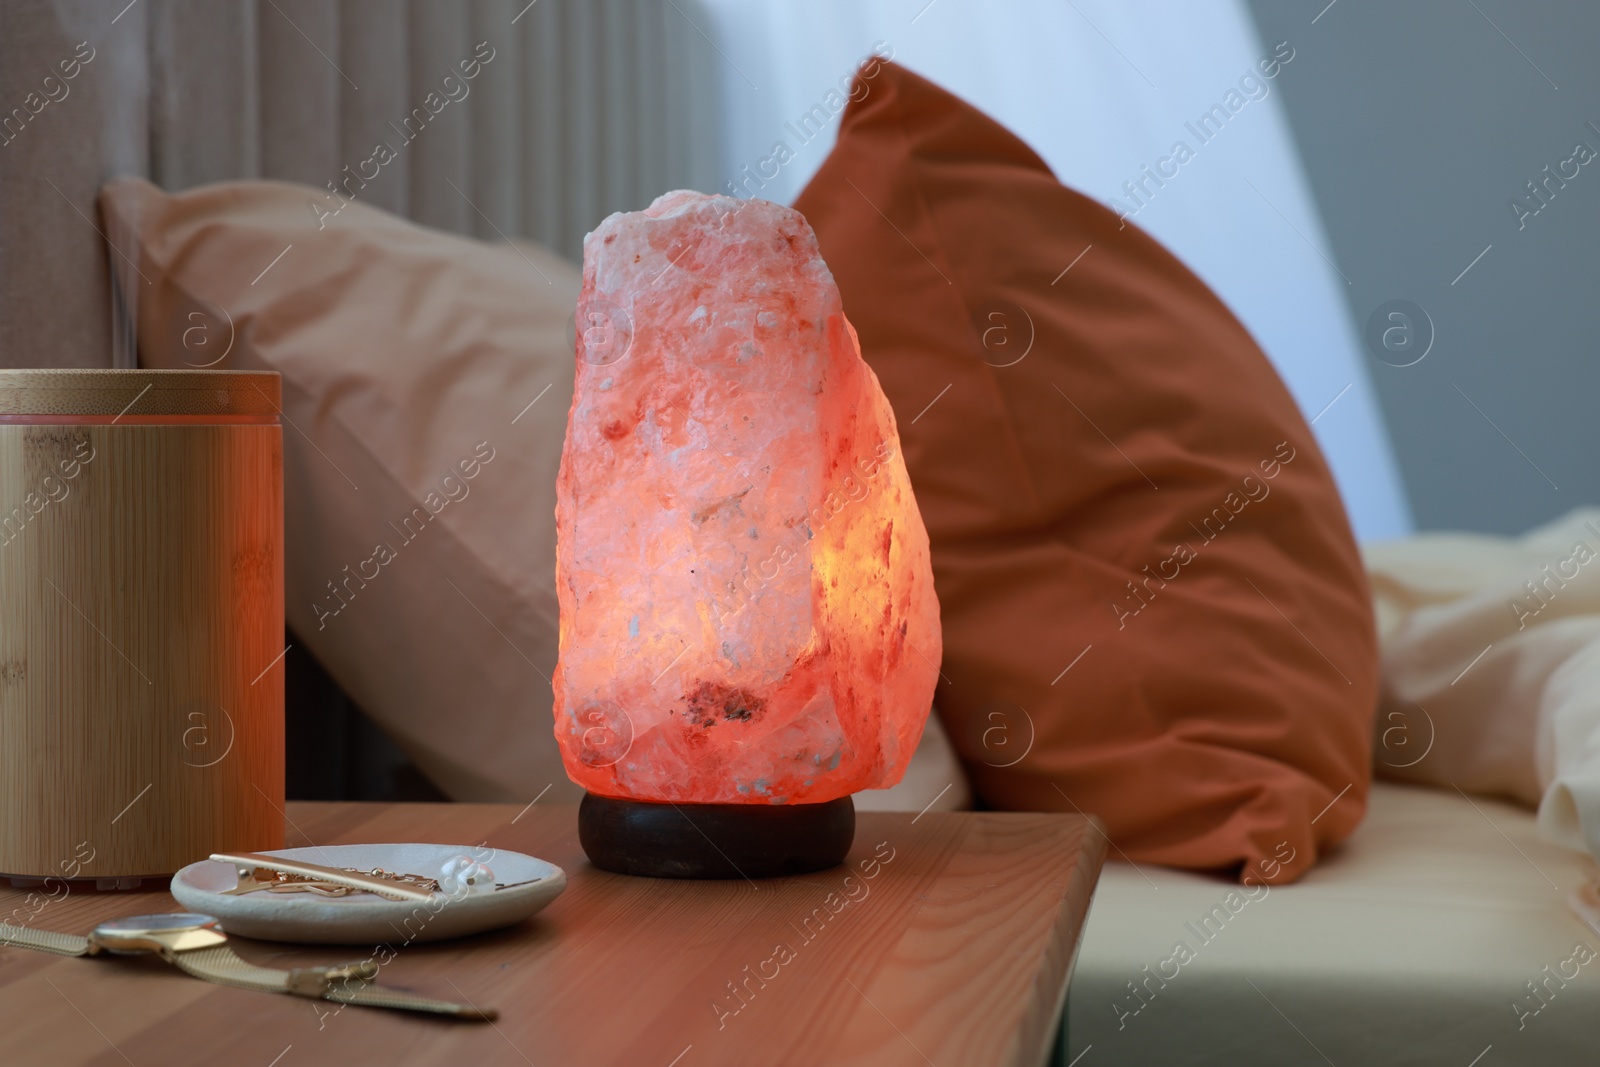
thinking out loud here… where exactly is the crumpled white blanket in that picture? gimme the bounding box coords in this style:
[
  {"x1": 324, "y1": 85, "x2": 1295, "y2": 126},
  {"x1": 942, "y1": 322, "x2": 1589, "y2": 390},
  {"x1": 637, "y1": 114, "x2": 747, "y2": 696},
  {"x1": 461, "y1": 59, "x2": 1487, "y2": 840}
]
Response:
[{"x1": 1364, "y1": 508, "x2": 1600, "y2": 860}]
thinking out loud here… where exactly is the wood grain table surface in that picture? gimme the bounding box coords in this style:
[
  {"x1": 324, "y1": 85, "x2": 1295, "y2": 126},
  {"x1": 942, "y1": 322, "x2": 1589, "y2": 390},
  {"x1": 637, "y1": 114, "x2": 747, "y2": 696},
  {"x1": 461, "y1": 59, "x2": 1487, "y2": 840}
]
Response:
[{"x1": 0, "y1": 803, "x2": 1105, "y2": 1067}]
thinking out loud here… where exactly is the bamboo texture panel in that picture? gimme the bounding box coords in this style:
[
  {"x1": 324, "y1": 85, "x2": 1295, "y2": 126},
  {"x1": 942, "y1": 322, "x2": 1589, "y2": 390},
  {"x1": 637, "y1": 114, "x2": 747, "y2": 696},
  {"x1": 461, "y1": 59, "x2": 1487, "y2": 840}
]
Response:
[{"x1": 0, "y1": 420, "x2": 284, "y2": 877}]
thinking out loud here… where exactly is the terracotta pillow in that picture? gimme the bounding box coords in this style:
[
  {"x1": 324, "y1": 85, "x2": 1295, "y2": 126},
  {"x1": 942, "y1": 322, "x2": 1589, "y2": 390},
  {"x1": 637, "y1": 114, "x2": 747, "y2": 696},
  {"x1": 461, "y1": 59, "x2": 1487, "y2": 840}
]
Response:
[
  {"x1": 100, "y1": 178, "x2": 579, "y2": 802},
  {"x1": 794, "y1": 63, "x2": 1378, "y2": 881}
]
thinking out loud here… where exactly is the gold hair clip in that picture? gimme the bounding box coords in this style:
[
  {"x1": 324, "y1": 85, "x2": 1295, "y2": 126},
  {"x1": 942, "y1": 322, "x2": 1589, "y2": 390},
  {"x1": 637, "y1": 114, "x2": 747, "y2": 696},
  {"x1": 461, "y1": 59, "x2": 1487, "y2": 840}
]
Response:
[{"x1": 212, "y1": 853, "x2": 438, "y2": 902}]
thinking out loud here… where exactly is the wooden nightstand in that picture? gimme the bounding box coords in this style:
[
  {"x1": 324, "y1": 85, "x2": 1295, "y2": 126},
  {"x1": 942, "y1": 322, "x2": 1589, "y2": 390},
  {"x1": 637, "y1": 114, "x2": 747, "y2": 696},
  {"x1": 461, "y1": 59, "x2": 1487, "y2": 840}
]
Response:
[{"x1": 0, "y1": 803, "x2": 1104, "y2": 1066}]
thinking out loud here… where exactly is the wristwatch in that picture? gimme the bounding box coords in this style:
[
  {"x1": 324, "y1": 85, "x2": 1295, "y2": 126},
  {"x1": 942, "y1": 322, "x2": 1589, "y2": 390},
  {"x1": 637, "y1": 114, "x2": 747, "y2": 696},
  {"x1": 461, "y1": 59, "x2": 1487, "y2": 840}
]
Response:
[{"x1": 0, "y1": 912, "x2": 494, "y2": 1020}]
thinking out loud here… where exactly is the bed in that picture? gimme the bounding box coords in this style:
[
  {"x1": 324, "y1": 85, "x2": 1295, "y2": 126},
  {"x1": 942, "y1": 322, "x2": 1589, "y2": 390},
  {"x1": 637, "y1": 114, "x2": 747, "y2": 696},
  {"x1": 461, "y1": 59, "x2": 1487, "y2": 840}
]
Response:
[
  {"x1": 1064, "y1": 782, "x2": 1600, "y2": 1065},
  {"x1": 13, "y1": 6, "x2": 1593, "y2": 1063}
]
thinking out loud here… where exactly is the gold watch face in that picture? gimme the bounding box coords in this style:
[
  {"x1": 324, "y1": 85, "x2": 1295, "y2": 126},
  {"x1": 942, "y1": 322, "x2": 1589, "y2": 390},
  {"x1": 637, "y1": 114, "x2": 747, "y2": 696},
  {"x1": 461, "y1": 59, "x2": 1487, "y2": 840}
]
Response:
[{"x1": 90, "y1": 913, "x2": 226, "y2": 955}]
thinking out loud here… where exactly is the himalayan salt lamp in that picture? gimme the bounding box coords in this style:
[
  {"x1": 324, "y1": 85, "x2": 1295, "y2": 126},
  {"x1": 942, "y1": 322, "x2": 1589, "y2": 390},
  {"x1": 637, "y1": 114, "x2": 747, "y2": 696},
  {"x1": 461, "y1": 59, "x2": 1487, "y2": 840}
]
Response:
[{"x1": 554, "y1": 191, "x2": 941, "y2": 878}]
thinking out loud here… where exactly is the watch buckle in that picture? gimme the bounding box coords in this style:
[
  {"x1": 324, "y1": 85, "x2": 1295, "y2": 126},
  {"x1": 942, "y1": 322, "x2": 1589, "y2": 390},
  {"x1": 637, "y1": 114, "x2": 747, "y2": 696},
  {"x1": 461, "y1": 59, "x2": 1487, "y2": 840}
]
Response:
[{"x1": 286, "y1": 960, "x2": 379, "y2": 998}]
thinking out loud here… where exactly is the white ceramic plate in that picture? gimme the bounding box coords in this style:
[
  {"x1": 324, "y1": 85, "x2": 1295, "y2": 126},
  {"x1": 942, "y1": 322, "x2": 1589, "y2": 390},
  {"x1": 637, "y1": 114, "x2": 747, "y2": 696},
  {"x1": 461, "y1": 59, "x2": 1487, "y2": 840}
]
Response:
[{"x1": 171, "y1": 843, "x2": 566, "y2": 945}]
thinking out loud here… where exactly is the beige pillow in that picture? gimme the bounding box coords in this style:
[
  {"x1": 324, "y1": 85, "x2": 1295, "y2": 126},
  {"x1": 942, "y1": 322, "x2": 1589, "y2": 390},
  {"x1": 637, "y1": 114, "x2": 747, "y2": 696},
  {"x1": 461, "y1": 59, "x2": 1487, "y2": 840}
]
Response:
[{"x1": 101, "y1": 177, "x2": 579, "y2": 802}]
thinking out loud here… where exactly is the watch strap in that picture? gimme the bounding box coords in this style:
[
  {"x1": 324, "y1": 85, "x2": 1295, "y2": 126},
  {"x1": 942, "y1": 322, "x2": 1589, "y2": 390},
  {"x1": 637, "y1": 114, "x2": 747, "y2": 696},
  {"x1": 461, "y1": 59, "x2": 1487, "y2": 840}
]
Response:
[
  {"x1": 1, "y1": 918, "x2": 492, "y2": 1020},
  {"x1": 0, "y1": 922, "x2": 90, "y2": 957},
  {"x1": 171, "y1": 945, "x2": 495, "y2": 1019},
  {"x1": 321, "y1": 978, "x2": 496, "y2": 1019}
]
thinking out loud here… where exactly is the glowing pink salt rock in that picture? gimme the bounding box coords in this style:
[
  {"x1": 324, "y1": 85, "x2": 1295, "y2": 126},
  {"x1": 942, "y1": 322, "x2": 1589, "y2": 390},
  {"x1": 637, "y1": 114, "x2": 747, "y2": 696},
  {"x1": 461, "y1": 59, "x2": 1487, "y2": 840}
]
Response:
[{"x1": 552, "y1": 191, "x2": 940, "y2": 804}]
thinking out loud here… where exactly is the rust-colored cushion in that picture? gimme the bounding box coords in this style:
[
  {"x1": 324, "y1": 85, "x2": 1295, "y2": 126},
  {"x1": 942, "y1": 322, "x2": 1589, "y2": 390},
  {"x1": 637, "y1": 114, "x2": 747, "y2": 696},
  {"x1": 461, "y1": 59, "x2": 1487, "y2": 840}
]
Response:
[{"x1": 794, "y1": 62, "x2": 1378, "y2": 882}]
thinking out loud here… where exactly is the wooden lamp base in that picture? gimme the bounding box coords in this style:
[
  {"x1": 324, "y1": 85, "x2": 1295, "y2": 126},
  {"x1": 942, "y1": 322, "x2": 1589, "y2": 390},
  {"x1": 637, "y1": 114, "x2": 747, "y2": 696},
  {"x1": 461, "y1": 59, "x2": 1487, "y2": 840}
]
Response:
[{"x1": 578, "y1": 793, "x2": 855, "y2": 879}]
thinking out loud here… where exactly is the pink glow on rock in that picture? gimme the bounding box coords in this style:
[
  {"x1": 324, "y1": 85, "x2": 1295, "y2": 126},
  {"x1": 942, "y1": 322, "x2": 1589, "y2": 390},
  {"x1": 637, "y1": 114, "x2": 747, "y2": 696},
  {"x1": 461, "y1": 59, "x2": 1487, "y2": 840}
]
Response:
[{"x1": 552, "y1": 191, "x2": 940, "y2": 804}]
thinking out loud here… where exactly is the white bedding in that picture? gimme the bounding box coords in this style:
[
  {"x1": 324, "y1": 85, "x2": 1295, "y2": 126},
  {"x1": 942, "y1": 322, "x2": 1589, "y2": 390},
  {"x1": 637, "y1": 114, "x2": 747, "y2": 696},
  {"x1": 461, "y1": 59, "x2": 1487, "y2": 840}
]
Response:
[
  {"x1": 1064, "y1": 782, "x2": 1600, "y2": 1065},
  {"x1": 1364, "y1": 508, "x2": 1600, "y2": 860}
]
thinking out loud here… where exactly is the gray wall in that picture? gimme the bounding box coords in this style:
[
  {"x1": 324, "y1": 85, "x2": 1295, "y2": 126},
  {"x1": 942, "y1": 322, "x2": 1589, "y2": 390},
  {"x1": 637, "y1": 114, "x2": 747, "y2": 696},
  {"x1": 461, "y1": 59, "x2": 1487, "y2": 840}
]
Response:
[{"x1": 1246, "y1": 0, "x2": 1598, "y2": 535}]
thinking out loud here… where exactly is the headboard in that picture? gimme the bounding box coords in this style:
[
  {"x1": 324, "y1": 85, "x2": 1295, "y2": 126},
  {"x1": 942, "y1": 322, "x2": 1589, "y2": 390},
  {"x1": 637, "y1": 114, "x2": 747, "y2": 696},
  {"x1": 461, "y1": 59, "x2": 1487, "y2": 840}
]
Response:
[{"x1": 0, "y1": 0, "x2": 720, "y2": 369}]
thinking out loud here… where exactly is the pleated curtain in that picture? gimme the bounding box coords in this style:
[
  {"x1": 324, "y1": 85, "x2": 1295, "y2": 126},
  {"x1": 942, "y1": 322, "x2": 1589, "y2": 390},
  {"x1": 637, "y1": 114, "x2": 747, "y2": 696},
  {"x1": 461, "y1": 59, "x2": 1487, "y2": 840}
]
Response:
[{"x1": 0, "y1": 0, "x2": 721, "y2": 369}]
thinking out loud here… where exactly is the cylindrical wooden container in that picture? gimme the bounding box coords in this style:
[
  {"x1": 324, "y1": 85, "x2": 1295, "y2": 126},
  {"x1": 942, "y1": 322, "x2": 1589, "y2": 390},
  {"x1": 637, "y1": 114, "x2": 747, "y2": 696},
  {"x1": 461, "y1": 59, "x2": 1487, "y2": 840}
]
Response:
[{"x1": 0, "y1": 370, "x2": 284, "y2": 882}]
